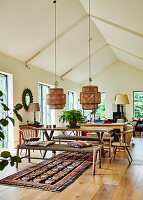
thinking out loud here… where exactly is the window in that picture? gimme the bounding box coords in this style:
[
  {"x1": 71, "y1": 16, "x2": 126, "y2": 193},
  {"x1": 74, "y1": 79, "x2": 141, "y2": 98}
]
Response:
[
  {"x1": 0, "y1": 73, "x2": 8, "y2": 148},
  {"x1": 38, "y1": 83, "x2": 51, "y2": 125},
  {"x1": 83, "y1": 92, "x2": 106, "y2": 121},
  {"x1": 68, "y1": 91, "x2": 74, "y2": 110},
  {"x1": 133, "y1": 91, "x2": 143, "y2": 119}
]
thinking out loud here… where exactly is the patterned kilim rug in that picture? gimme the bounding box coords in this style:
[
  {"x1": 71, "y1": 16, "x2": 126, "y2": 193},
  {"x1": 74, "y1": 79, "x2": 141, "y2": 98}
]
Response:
[{"x1": 0, "y1": 152, "x2": 93, "y2": 192}]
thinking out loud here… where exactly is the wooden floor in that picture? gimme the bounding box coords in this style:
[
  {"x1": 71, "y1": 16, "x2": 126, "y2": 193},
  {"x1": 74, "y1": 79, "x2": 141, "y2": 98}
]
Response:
[{"x1": 0, "y1": 138, "x2": 143, "y2": 200}]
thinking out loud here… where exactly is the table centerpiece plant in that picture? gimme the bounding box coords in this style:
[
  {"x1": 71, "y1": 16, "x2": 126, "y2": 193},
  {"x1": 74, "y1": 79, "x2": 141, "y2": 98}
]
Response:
[{"x1": 59, "y1": 109, "x2": 85, "y2": 127}]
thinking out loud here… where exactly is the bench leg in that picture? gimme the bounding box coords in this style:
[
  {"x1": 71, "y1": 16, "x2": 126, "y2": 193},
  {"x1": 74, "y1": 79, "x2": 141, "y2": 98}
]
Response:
[
  {"x1": 99, "y1": 148, "x2": 101, "y2": 168},
  {"x1": 16, "y1": 146, "x2": 19, "y2": 168},
  {"x1": 52, "y1": 150, "x2": 56, "y2": 156},
  {"x1": 109, "y1": 140, "x2": 111, "y2": 157},
  {"x1": 28, "y1": 149, "x2": 31, "y2": 163},
  {"x1": 93, "y1": 149, "x2": 97, "y2": 175},
  {"x1": 43, "y1": 150, "x2": 47, "y2": 158},
  {"x1": 114, "y1": 146, "x2": 117, "y2": 158}
]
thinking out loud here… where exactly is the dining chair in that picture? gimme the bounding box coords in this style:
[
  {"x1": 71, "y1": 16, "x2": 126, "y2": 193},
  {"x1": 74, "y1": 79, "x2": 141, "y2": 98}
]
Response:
[{"x1": 111, "y1": 125, "x2": 133, "y2": 164}]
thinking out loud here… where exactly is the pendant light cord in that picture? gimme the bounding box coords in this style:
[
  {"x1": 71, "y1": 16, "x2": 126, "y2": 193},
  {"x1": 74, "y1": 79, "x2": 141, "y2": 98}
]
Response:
[
  {"x1": 53, "y1": 0, "x2": 58, "y2": 88},
  {"x1": 89, "y1": 0, "x2": 92, "y2": 85}
]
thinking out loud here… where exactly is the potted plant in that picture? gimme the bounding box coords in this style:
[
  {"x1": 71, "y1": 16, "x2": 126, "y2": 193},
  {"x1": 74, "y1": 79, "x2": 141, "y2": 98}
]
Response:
[{"x1": 59, "y1": 110, "x2": 84, "y2": 127}]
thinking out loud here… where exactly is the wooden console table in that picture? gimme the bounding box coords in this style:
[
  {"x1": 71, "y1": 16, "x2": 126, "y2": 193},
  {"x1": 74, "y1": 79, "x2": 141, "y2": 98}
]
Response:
[{"x1": 79, "y1": 123, "x2": 126, "y2": 134}]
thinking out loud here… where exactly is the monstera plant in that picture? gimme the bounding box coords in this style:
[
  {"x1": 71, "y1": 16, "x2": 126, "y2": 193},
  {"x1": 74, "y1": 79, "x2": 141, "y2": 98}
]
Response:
[{"x1": 0, "y1": 91, "x2": 23, "y2": 170}]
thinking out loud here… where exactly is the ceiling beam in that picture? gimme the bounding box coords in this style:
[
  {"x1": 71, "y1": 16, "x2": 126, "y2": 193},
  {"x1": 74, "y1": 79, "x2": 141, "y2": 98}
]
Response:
[
  {"x1": 25, "y1": 14, "x2": 88, "y2": 66},
  {"x1": 91, "y1": 15, "x2": 143, "y2": 39},
  {"x1": 60, "y1": 43, "x2": 108, "y2": 79},
  {"x1": 109, "y1": 43, "x2": 143, "y2": 60}
]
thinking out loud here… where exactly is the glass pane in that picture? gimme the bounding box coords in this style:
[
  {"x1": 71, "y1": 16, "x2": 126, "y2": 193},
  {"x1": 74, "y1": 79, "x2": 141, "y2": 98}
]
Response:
[
  {"x1": 38, "y1": 83, "x2": 51, "y2": 126},
  {"x1": 68, "y1": 91, "x2": 74, "y2": 110},
  {"x1": 0, "y1": 73, "x2": 8, "y2": 148},
  {"x1": 133, "y1": 91, "x2": 143, "y2": 119}
]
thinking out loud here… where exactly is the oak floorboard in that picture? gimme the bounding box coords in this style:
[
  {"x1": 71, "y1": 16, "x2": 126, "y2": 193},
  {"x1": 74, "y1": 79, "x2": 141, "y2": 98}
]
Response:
[{"x1": 0, "y1": 138, "x2": 143, "y2": 200}]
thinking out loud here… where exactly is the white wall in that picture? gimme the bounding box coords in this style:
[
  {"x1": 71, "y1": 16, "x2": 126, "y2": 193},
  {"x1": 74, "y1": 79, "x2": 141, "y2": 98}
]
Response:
[
  {"x1": 0, "y1": 52, "x2": 80, "y2": 147},
  {"x1": 82, "y1": 60, "x2": 143, "y2": 121}
]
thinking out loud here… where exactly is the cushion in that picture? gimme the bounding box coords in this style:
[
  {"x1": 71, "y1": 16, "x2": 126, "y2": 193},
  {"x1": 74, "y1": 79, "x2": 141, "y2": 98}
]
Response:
[
  {"x1": 26, "y1": 141, "x2": 55, "y2": 146},
  {"x1": 24, "y1": 137, "x2": 40, "y2": 141},
  {"x1": 67, "y1": 141, "x2": 92, "y2": 148}
]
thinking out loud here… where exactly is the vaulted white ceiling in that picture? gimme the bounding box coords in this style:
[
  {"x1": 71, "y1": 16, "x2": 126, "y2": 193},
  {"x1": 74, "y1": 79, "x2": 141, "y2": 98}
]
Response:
[{"x1": 0, "y1": 0, "x2": 142, "y2": 83}]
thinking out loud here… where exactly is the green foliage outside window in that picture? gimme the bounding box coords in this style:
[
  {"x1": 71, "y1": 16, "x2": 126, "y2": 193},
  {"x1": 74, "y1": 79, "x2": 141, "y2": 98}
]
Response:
[
  {"x1": 134, "y1": 91, "x2": 143, "y2": 119},
  {"x1": 83, "y1": 93, "x2": 106, "y2": 121}
]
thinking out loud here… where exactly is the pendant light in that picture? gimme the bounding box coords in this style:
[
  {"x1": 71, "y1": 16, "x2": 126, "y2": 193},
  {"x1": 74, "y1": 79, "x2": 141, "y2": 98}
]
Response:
[
  {"x1": 80, "y1": 0, "x2": 101, "y2": 110},
  {"x1": 47, "y1": 0, "x2": 66, "y2": 109}
]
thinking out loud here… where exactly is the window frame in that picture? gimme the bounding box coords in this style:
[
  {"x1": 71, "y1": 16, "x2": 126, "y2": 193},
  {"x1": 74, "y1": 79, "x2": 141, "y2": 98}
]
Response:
[
  {"x1": 68, "y1": 90, "x2": 75, "y2": 110},
  {"x1": 133, "y1": 90, "x2": 143, "y2": 119}
]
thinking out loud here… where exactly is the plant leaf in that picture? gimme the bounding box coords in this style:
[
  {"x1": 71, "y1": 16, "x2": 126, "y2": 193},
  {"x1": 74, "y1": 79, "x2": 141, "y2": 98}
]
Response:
[
  {"x1": 0, "y1": 131, "x2": 4, "y2": 139},
  {"x1": 15, "y1": 113, "x2": 23, "y2": 122},
  {"x1": 11, "y1": 156, "x2": 21, "y2": 163},
  {"x1": 10, "y1": 161, "x2": 15, "y2": 166},
  {"x1": 1, "y1": 103, "x2": 10, "y2": 111},
  {"x1": 0, "y1": 160, "x2": 8, "y2": 170},
  {"x1": 7, "y1": 116, "x2": 15, "y2": 126},
  {"x1": 14, "y1": 104, "x2": 23, "y2": 111},
  {"x1": 1, "y1": 151, "x2": 11, "y2": 158},
  {"x1": 0, "y1": 119, "x2": 9, "y2": 126},
  {"x1": 0, "y1": 91, "x2": 3, "y2": 97}
]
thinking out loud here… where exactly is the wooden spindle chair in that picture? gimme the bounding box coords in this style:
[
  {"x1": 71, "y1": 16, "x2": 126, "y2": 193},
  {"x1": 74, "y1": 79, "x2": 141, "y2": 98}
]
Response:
[
  {"x1": 19, "y1": 126, "x2": 40, "y2": 155},
  {"x1": 111, "y1": 125, "x2": 133, "y2": 164}
]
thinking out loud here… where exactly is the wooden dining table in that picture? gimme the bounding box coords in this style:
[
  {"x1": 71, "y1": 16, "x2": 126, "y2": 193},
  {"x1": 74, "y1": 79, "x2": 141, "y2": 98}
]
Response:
[{"x1": 33, "y1": 126, "x2": 114, "y2": 157}]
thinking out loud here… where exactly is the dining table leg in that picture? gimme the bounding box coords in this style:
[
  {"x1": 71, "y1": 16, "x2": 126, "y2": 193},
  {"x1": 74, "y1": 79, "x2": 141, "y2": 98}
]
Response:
[
  {"x1": 43, "y1": 130, "x2": 54, "y2": 158},
  {"x1": 96, "y1": 131, "x2": 105, "y2": 158}
]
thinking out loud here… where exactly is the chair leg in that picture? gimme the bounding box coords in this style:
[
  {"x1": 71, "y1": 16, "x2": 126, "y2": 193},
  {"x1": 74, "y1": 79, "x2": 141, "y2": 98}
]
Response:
[
  {"x1": 126, "y1": 147, "x2": 133, "y2": 162},
  {"x1": 124, "y1": 147, "x2": 131, "y2": 164}
]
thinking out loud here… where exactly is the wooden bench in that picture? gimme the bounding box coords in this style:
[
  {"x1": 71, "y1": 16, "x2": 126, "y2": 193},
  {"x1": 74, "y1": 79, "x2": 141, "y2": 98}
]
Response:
[
  {"x1": 16, "y1": 143, "x2": 102, "y2": 175},
  {"x1": 53, "y1": 135, "x2": 114, "y2": 157}
]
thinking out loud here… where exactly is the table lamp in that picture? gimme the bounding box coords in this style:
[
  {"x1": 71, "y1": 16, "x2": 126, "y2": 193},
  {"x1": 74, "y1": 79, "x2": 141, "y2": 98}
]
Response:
[
  {"x1": 28, "y1": 103, "x2": 40, "y2": 124},
  {"x1": 115, "y1": 94, "x2": 129, "y2": 120}
]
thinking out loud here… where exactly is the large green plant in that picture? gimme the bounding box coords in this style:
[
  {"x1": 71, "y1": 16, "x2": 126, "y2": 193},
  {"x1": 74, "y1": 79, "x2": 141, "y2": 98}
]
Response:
[
  {"x1": 0, "y1": 91, "x2": 23, "y2": 170},
  {"x1": 59, "y1": 110, "x2": 84, "y2": 123}
]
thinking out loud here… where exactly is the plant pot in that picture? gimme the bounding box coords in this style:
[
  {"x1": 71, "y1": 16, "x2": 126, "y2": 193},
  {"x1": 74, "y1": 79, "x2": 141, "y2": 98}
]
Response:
[{"x1": 69, "y1": 121, "x2": 77, "y2": 127}]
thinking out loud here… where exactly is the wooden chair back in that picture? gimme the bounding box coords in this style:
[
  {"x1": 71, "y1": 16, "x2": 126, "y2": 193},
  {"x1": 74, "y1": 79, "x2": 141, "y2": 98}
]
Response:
[
  {"x1": 19, "y1": 126, "x2": 38, "y2": 144},
  {"x1": 123, "y1": 125, "x2": 133, "y2": 145}
]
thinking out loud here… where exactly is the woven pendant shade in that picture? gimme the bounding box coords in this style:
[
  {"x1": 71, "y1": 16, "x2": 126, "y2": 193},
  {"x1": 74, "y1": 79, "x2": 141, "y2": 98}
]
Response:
[
  {"x1": 80, "y1": 86, "x2": 101, "y2": 110},
  {"x1": 47, "y1": 88, "x2": 66, "y2": 109}
]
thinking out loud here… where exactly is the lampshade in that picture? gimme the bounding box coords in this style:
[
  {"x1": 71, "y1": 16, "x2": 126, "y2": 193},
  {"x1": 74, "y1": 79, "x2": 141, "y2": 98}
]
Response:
[
  {"x1": 28, "y1": 103, "x2": 40, "y2": 112},
  {"x1": 47, "y1": 88, "x2": 66, "y2": 109},
  {"x1": 115, "y1": 94, "x2": 129, "y2": 105},
  {"x1": 80, "y1": 86, "x2": 101, "y2": 110}
]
